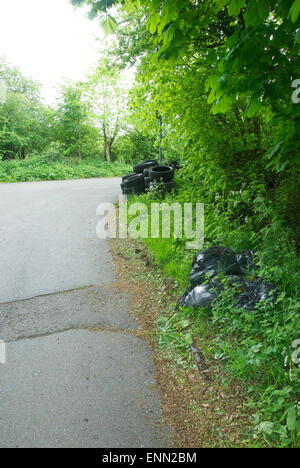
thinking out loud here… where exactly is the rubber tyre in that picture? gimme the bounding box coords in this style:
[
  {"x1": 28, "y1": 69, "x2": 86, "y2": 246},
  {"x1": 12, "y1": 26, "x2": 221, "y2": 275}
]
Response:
[
  {"x1": 133, "y1": 160, "x2": 158, "y2": 174},
  {"x1": 124, "y1": 174, "x2": 145, "y2": 188},
  {"x1": 164, "y1": 181, "x2": 177, "y2": 193},
  {"x1": 122, "y1": 173, "x2": 135, "y2": 182},
  {"x1": 123, "y1": 187, "x2": 134, "y2": 195},
  {"x1": 149, "y1": 166, "x2": 174, "y2": 183},
  {"x1": 167, "y1": 160, "x2": 181, "y2": 171},
  {"x1": 133, "y1": 185, "x2": 146, "y2": 195},
  {"x1": 144, "y1": 177, "x2": 151, "y2": 189},
  {"x1": 123, "y1": 183, "x2": 145, "y2": 195}
]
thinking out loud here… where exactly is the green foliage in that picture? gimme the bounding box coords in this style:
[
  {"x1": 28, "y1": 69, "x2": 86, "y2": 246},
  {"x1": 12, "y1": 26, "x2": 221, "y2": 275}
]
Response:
[
  {"x1": 113, "y1": 130, "x2": 157, "y2": 163},
  {"x1": 76, "y1": 0, "x2": 300, "y2": 169},
  {"x1": 210, "y1": 289, "x2": 300, "y2": 447},
  {"x1": 0, "y1": 57, "x2": 132, "y2": 165},
  {"x1": 0, "y1": 154, "x2": 131, "y2": 183},
  {"x1": 289, "y1": 0, "x2": 300, "y2": 22},
  {"x1": 99, "y1": 14, "x2": 118, "y2": 34},
  {"x1": 55, "y1": 82, "x2": 91, "y2": 161},
  {"x1": 85, "y1": 59, "x2": 130, "y2": 162},
  {"x1": 128, "y1": 174, "x2": 300, "y2": 446},
  {"x1": 0, "y1": 58, "x2": 50, "y2": 160},
  {"x1": 39, "y1": 142, "x2": 65, "y2": 162}
]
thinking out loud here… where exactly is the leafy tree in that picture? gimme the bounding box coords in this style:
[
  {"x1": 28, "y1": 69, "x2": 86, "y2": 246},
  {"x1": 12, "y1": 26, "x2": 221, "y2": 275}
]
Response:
[
  {"x1": 86, "y1": 59, "x2": 129, "y2": 162},
  {"x1": 0, "y1": 56, "x2": 41, "y2": 101},
  {"x1": 55, "y1": 82, "x2": 90, "y2": 161},
  {"x1": 0, "y1": 58, "x2": 49, "y2": 159},
  {"x1": 113, "y1": 130, "x2": 157, "y2": 162},
  {"x1": 73, "y1": 0, "x2": 300, "y2": 169}
]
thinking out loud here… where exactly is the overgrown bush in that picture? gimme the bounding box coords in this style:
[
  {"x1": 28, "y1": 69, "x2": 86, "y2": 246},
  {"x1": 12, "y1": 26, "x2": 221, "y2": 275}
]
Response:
[
  {"x1": 113, "y1": 131, "x2": 157, "y2": 163},
  {"x1": 0, "y1": 154, "x2": 131, "y2": 182},
  {"x1": 127, "y1": 161, "x2": 300, "y2": 447}
]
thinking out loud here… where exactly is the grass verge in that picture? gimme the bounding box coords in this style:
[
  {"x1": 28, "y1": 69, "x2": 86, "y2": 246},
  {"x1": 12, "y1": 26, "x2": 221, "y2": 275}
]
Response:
[
  {"x1": 122, "y1": 188, "x2": 300, "y2": 448},
  {"x1": 111, "y1": 236, "x2": 255, "y2": 448}
]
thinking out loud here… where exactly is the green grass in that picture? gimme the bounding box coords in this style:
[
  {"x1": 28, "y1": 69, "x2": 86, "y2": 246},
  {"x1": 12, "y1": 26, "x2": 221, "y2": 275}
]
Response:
[
  {"x1": 126, "y1": 182, "x2": 300, "y2": 448},
  {"x1": 0, "y1": 155, "x2": 131, "y2": 183}
]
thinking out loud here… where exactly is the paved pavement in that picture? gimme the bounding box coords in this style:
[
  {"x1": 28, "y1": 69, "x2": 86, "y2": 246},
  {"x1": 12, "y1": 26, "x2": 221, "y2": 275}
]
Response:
[{"x1": 0, "y1": 179, "x2": 170, "y2": 448}]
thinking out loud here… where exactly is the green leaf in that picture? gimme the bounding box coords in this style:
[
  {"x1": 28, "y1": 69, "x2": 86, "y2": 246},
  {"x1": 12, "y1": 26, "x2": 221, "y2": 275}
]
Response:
[
  {"x1": 257, "y1": 421, "x2": 274, "y2": 435},
  {"x1": 87, "y1": 10, "x2": 98, "y2": 20},
  {"x1": 149, "y1": 13, "x2": 161, "y2": 34},
  {"x1": 205, "y1": 75, "x2": 218, "y2": 93},
  {"x1": 207, "y1": 90, "x2": 216, "y2": 104},
  {"x1": 149, "y1": 0, "x2": 161, "y2": 15},
  {"x1": 289, "y1": 0, "x2": 300, "y2": 22},
  {"x1": 212, "y1": 95, "x2": 232, "y2": 114},
  {"x1": 257, "y1": 0, "x2": 270, "y2": 21},
  {"x1": 295, "y1": 29, "x2": 300, "y2": 42},
  {"x1": 242, "y1": 0, "x2": 270, "y2": 25},
  {"x1": 245, "y1": 99, "x2": 259, "y2": 117},
  {"x1": 226, "y1": 29, "x2": 242, "y2": 49},
  {"x1": 228, "y1": 0, "x2": 246, "y2": 17},
  {"x1": 265, "y1": 140, "x2": 284, "y2": 160},
  {"x1": 287, "y1": 406, "x2": 297, "y2": 432},
  {"x1": 244, "y1": 0, "x2": 259, "y2": 27},
  {"x1": 99, "y1": 15, "x2": 118, "y2": 35},
  {"x1": 124, "y1": 0, "x2": 136, "y2": 14}
]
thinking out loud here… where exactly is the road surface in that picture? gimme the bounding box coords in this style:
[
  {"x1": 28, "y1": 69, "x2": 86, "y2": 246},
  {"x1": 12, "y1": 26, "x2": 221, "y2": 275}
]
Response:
[{"x1": 0, "y1": 178, "x2": 170, "y2": 448}]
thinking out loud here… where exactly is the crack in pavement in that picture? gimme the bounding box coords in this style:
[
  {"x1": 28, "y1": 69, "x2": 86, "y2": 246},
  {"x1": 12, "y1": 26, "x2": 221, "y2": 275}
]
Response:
[
  {"x1": 0, "y1": 285, "x2": 94, "y2": 306},
  {"x1": 0, "y1": 284, "x2": 138, "y2": 343},
  {"x1": 4, "y1": 324, "x2": 139, "y2": 344}
]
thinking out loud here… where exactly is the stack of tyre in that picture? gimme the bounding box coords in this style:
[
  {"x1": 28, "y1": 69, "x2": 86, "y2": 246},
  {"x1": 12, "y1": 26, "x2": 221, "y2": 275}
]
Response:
[{"x1": 121, "y1": 159, "x2": 177, "y2": 195}]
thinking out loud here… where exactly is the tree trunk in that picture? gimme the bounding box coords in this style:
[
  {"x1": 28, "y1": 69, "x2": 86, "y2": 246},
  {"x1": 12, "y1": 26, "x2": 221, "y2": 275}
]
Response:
[
  {"x1": 233, "y1": 105, "x2": 247, "y2": 147},
  {"x1": 104, "y1": 141, "x2": 112, "y2": 162},
  {"x1": 156, "y1": 111, "x2": 163, "y2": 164},
  {"x1": 78, "y1": 121, "x2": 81, "y2": 163},
  {"x1": 21, "y1": 146, "x2": 26, "y2": 159},
  {"x1": 102, "y1": 122, "x2": 116, "y2": 162}
]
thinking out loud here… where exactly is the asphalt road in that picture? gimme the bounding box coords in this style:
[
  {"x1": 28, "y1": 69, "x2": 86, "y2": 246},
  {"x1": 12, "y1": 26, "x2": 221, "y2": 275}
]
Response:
[{"x1": 0, "y1": 178, "x2": 170, "y2": 448}]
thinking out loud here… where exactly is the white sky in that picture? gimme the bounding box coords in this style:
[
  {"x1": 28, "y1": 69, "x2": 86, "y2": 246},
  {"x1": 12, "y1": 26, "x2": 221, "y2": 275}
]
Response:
[{"x1": 0, "y1": 0, "x2": 104, "y2": 104}]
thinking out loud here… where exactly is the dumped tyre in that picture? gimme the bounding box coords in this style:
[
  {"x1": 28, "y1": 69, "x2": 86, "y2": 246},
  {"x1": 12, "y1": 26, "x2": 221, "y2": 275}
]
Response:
[
  {"x1": 147, "y1": 180, "x2": 177, "y2": 195},
  {"x1": 164, "y1": 181, "x2": 177, "y2": 193},
  {"x1": 149, "y1": 166, "x2": 174, "y2": 183},
  {"x1": 133, "y1": 160, "x2": 158, "y2": 174},
  {"x1": 123, "y1": 185, "x2": 145, "y2": 195},
  {"x1": 123, "y1": 174, "x2": 145, "y2": 188},
  {"x1": 144, "y1": 176, "x2": 151, "y2": 189},
  {"x1": 122, "y1": 173, "x2": 135, "y2": 182},
  {"x1": 121, "y1": 158, "x2": 177, "y2": 195},
  {"x1": 123, "y1": 173, "x2": 145, "y2": 195},
  {"x1": 167, "y1": 159, "x2": 181, "y2": 171}
]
